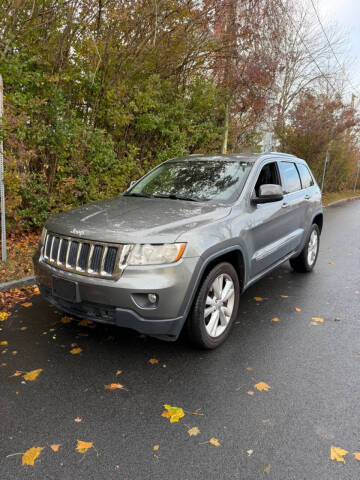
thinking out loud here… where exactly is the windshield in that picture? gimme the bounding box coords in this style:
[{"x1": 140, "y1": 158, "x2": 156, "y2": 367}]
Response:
[{"x1": 126, "y1": 160, "x2": 251, "y2": 202}]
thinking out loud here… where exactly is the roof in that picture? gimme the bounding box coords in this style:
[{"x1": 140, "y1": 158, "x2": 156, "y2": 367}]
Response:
[{"x1": 167, "y1": 152, "x2": 301, "y2": 164}]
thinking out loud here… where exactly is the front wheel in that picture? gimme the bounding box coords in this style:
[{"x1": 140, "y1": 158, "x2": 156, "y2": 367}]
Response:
[
  {"x1": 187, "y1": 262, "x2": 240, "y2": 349},
  {"x1": 290, "y1": 224, "x2": 320, "y2": 272}
]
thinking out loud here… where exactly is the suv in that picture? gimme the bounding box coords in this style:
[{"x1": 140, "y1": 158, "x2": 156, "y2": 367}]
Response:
[{"x1": 34, "y1": 153, "x2": 323, "y2": 348}]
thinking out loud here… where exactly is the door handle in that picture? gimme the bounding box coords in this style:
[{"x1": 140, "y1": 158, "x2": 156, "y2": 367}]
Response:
[
  {"x1": 304, "y1": 194, "x2": 311, "y2": 200},
  {"x1": 282, "y1": 202, "x2": 289, "y2": 208}
]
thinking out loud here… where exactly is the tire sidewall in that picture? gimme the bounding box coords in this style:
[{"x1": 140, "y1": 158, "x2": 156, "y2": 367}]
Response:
[
  {"x1": 190, "y1": 262, "x2": 240, "y2": 349},
  {"x1": 304, "y1": 224, "x2": 320, "y2": 270}
]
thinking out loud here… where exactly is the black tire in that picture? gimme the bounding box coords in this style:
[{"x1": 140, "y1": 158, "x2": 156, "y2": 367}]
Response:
[
  {"x1": 187, "y1": 262, "x2": 240, "y2": 349},
  {"x1": 290, "y1": 224, "x2": 320, "y2": 272}
]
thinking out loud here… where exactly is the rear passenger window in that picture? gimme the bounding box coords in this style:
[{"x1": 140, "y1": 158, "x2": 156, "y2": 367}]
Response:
[
  {"x1": 297, "y1": 164, "x2": 314, "y2": 189},
  {"x1": 278, "y1": 162, "x2": 301, "y2": 194}
]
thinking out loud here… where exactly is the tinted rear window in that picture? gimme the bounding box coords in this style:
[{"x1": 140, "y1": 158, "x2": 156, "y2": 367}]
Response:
[
  {"x1": 278, "y1": 162, "x2": 301, "y2": 194},
  {"x1": 297, "y1": 164, "x2": 314, "y2": 189}
]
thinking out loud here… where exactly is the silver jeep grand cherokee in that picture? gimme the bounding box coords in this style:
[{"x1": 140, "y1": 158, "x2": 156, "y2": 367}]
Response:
[{"x1": 34, "y1": 152, "x2": 323, "y2": 348}]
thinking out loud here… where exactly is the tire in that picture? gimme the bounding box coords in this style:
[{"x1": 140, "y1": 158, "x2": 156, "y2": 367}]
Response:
[
  {"x1": 187, "y1": 262, "x2": 240, "y2": 349},
  {"x1": 290, "y1": 224, "x2": 320, "y2": 272}
]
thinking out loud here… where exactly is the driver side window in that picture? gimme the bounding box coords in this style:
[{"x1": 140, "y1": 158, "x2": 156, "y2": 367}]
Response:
[{"x1": 254, "y1": 162, "x2": 281, "y2": 197}]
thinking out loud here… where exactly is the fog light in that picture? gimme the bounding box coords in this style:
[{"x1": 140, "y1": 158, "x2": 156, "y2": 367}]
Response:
[{"x1": 148, "y1": 293, "x2": 157, "y2": 304}]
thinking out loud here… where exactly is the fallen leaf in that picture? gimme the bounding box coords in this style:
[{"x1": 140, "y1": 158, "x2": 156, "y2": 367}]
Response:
[
  {"x1": 76, "y1": 440, "x2": 93, "y2": 454},
  {"x1": 153, "y1": 445, "x2": 159, "y2": 451},
  {"x1": 104, "y1": 383, "x2": 125, "y2": 390},
  {"x1": 0, "y1": 340, "x2": 8, "y2": 346},
  {"x1": 188, "y1": 427, "x2": 200, "y2": 437},
  {"x1": 311, "y1": 322, "x2": 319, "y2": 326},
  {"x1": 312, "y1": 317, "x2": 324, "y2": 323},
  {"x1": 60, "y1": 316, "x2": 72, "y2": 324},
  {"x1": 295, "y1": 307, "x2": 301, "y2": 312},
  {"x1": 116, "y1": 370, "x2": 122, "y2": 376},
  {"x1": 328, "y1": 261, "x2": 334, "y2": 265},
  {"x1": 263, "y1": 464, "x2": 271, "y2": 474},
  {"x1": 12, "y1": 351, "x2": 18, "y2": 355},
  {"x1": 330, "y1": 446, "x2": 348, "y2": 463},
  {"x1": 280, "y1": 295, "x2": 288, "y2": 298},
  {"x1": 254, "y1": 382, "x2": 270, "y2": 392},
  {"x1": 149, "y1": 358, "x2": 158, "y2": 365},
  {"x1": 12, "y1": 371, "x2": 22, "y2": 377},
  {"x1": 23, "y1": 369, "x2": 43, "y2": 381},
  {"x1": 353, "y1": 452, "x2": 360, "y2": 461},
  {"x1": 271, "y1": 317, "x2": 280, "y2": 322},
  {"x1": 21, "y1": 302, "x2": 32, "y2": 308},
  {"x1": 247, "y1": 391, "x2": 254, "y2": 396},
  {"x1": 246, "y1": 367, "x2": 253, "y2": 371},
  {"x1": 334, "y1": 317, "x2": 341, "y2": 322},
  {"x1": 209, "y1": 437, "x2": 220, "y2": 447},
  {"x1": 70, "y1": 347, "x2": 82, "y2": 355},
  {"x1": 78, "y1": 319, "x2": 95, "y2": 327},
  {"x1": 50, "y1": 444, "x2": 60, "y2": 452},
  {"x1": 247, "y1": 449, "x2": 254, "y2": 456},
  {"x1": 20, "y1": 326, "x2": 27, "y2": 331},
  {"x1": 0, "y1": 312, "x2": 10, "y2": 321},
  {"x1": 22, "y1": 446, "x2": 44, "y2": 466},
  {"x1": 161, "y1": 404, "x2": 185, "y2": 423},
  {"x1": 253, "y1": 296, "x2": 263, "y2": 302},
  {"x1": 74, "y1": 417, "x2": 82, "y2": 423}
]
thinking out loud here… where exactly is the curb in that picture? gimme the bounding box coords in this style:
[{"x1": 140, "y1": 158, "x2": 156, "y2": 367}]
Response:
[
  {"x1": 324, "y1": 195, "x2": 360, "y2": 208},
  {"x1": 0, "y1": 275, "x2": 36, "y2": 293}
]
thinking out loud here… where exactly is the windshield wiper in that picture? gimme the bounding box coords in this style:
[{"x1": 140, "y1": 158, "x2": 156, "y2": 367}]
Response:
[
  {"x1": 152, "y1": 194, "x2": 204, "y2": 202},
  {"x1": 123, "y1": 192, "x2": 153, "y2": 198}
]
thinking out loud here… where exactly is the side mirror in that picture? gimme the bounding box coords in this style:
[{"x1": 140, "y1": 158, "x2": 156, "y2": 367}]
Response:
[{"x1": 252, "y1": 184, "x2": 283, "y2": 204}]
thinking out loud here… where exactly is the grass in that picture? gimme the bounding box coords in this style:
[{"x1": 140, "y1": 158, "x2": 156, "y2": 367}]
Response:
[
  {"x1": 0, "y1": 189, "x2": 359, "y2": 284},
  {"x1": 322, "y1": 189, "x2": 360, "y2": 206}
]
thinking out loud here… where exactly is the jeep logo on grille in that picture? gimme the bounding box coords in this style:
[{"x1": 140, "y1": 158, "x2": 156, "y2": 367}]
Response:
[{"x1": 70, "y1": 228, "x2": 85, "y2": 237}]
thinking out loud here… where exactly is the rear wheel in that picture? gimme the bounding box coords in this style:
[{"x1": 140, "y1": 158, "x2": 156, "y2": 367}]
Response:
[
  {"x1": 290, "y1": 224, "x2": 320, "y2": 272},
  {"x1": 187, "y1": 262, "x2": 240, "y2": 349}
]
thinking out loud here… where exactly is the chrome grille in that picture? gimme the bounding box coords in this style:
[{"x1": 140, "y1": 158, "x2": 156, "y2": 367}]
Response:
[{"x1": 42, "y1": 232, "x2": 130, "y2": 279}]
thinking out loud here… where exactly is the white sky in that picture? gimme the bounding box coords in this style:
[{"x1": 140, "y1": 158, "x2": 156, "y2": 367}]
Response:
[{"x1": 318, "y1": 0, "x2": 360, "y2": 96}]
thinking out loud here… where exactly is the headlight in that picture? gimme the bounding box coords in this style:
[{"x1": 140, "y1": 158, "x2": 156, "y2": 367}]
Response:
[
  {"x1": 127, "y1": 243, "x2": 186, "y2": 265},
  {"x1": 40, "y1": 227, "x2": 47, "y2": 246}
]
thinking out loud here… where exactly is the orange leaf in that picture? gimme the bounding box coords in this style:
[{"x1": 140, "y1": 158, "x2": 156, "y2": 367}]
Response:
[
  {"x1": 12, "y1": 371, "x2": 22, "y2": 377},
  {"x1": 60, "y1": 316, "x2": 72, "y2": 324},
  {"x1": 50, "y1": 444, "x2": 60, "y2": 452},
  {"x1": 70, "y1": 347, "x2": 82, "y2": 355},
  {"x1": 295, "y1": 307, "x2": 301, "y2": 312},
  {"x1": 209, "y1": 438, "x2": 220, "y2": 446},
  {"x1": 21, "y1": 302, "x2": 32, "y2": 308},
  {"x1": 353, "y1": 452, "x2": 360, "y2": 461},
  {"x1": 22, "y1": 446, "x2": 44, "y2": 466},
  {"x1": 149, "y1": 358, "x2": 158, "y2": 365},
  {"x1": 116, "y1": 370, "x2": 122, "y2": 376},
  {"x1": 104, "y1": 383, "x2": 124, "y2": 390},
  {"x1": 253, "y1": 296, "x2": 263, "y2": 302},
  {"x1": 76, "y1": 440, "x2": 93, "y2": 454},
  {"x1": 247, "y1": 390, "x2": 254, "y2": 396},
  {"x1": 74, "y1": 417, "x2": 82, "y2": 423}
]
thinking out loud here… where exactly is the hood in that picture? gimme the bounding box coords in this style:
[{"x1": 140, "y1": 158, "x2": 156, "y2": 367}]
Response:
[{"x1": 45, "y1": 196, "x2": 231, "y2": 244}]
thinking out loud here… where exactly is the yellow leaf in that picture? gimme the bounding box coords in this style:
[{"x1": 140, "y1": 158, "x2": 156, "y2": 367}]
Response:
[
  {"x1": 312, "y1": 317, "x2": 324, "y2": 323},
  {"x1": 116, "y1": 370, "x2": 122, "y2": 376},
  {"x1": 247, "y1": 390, "x2": 254, "y2": 396},
  {"x1": 353, "y1": 452, "x2": 360, "y2": 461},
  {"x1": 0, "y1": 312, "x2": 10, "y2": 321},
  {"x1": 209, "y1": 437, "x2": 220, "y2": 447},
  {"x1": 61, "y1": 316, "x2": 72, "y2": 324},
  {"x1": 21, "y1": 302, "x2": 32, "y2": 308},
  {"x1": 23, "y1": 369, "x2": 42, "y2": 381},
  {"x1": 295, "y1": 307, "x2": 301, "y2": 312},
  {"x1": 330, "y1": 446, "x2": 348, "y2": 463},
  {"x1": 253, "y1": 297, "x2": 263, "y2": 302},
  {"x1": 70, "y1": 347, "x2": 82, "y2": 355},
  {"x1": 188, "y1": 427, "x2": 200, "y2": 437},
  {"x1": 263, "y1": 464, "x2": 271, "y2": 474},
  {"x1": 22, "y1": 446, "x2": 44, "y2": 466},
  {"x1": 161, "y1": 404, "x2": 185, "y2": 423},
  {"x1": 149, "y1": 358, "x2": 158, "y2": 365},
  {"x1": 76, "y1": 440, "x2": 93, "y2": 454},
  {"x1": 0, "y1": 340, "x2": 8, "y2": 346},
  {"x1": 104, "y1": 383, "x2": 124, "y2": 390},
  {"x1": 50, "y1": 444, "x2": 60, "y2": 452},
  {"x1": 254, "y1": 382, "x2": 270, "y2": 392},
  {"x1": 271, "y1": 317, "x2": 280, "y2": 322},
  {"x1": 153, "y1": 445, "x2": 159, "y2": 451},
  {"x1": 280, "y1": 295, "x2": 288, "y2": 298},
  {"x1": 328, "y1": 261, "x2": 334, "y2": 265}
]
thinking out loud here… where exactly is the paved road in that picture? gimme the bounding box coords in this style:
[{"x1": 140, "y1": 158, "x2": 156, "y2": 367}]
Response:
[{"x1": 1, "y1": 200, "x2": 359, "y2": 479}]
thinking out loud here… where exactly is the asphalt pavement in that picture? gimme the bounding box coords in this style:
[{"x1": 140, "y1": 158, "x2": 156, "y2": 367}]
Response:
[{"x1": 1, "y1": 200, "x2": 359, "y2": 479}]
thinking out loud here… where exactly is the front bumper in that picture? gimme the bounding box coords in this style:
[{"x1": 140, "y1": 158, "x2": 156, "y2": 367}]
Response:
[{"x1": 34, "y1": 251, "x2": 200, "y2": 338}]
